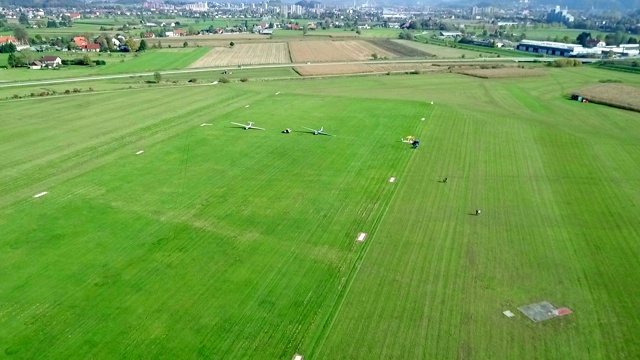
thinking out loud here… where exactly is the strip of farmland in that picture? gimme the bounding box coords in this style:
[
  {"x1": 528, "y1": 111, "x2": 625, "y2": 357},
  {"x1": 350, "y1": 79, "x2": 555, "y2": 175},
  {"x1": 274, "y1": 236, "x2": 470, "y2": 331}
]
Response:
[
  {"x1": 189, "y1": 43, "x2": 291, "y2": 67},
  {"x1": 456, "y1": 68, "x2": 547, "y2": 78},
  {"x1": 573, "y1": 83, "x2": 640, "y2": 112},
  {"x1": 294, "y1": 63, "x2": 439, "y2": 76},
  {"x1": 366, "y1": 39, "x2": 434, "y2": 58},
  {"x1": 288, "y1": 40, "x2": 395, "y2": 63}
]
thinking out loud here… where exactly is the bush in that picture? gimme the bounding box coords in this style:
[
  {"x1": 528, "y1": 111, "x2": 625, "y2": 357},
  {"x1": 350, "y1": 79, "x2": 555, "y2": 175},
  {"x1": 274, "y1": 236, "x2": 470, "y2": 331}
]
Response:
[
  {"x1": 219, "y1": 77, "x2": 230, "y2": 83},
  {"x1": 240, "y1": 77, "x2": 249, "y2": 82},
  {"x1": 188, "y1": 78, "x2": 198, "y2": 83},
  {"x1": 64, "y1": 89, "x2": 71, "y2": 94},
  {"x1": 548, "y1": 59, "x2": 582, "y2": 68},
  {"x1": 372, "y1": 53, "x2": 379, "y2": 60},
  {"x1": 183, "y1": 41, "x2": 188, "y2": 48},
  {"x1": 72, "y1": 88, "x2": 81, "y2": 93},
  {"x1": 12, "y1": 94, "x2": 20, "y2": 99}
]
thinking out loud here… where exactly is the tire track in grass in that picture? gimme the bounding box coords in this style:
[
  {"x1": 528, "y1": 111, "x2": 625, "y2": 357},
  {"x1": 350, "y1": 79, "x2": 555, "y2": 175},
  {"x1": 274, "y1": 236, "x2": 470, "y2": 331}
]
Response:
[{"x1": 306, "y1": 101, "x2": 429, "y2": 358}]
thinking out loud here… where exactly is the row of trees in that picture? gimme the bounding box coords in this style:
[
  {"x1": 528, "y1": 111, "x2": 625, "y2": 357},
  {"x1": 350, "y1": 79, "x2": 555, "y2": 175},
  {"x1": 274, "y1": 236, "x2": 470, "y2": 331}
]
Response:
[{"x1": 576, "y1": 31, "x2": 639, "y2": 47}]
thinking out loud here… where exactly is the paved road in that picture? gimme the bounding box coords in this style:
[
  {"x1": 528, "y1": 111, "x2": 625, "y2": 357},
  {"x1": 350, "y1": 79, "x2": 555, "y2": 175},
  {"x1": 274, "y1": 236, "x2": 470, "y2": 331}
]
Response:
[{"x1": 0, "y1": 57, "x2": 601, "y2": 88}]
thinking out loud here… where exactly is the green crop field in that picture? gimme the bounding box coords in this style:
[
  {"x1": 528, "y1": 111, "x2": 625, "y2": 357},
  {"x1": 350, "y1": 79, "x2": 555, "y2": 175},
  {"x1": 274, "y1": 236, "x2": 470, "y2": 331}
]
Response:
[{"x1": 1, "y1": 67, "x2": 640, "y2": 359}]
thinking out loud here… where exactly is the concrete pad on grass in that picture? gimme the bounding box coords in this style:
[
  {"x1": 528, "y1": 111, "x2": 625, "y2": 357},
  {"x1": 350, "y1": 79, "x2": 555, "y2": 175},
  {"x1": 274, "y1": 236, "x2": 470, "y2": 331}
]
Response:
[
  {"x1": 503, "y1": 310, "x2": 515, "y2": 318},
  {"x1": 356, "y1": 232, "x2": 367, "y2": 242},
  {"x1": 518, "y1": 301, "x2": 571, "y2": 322}
]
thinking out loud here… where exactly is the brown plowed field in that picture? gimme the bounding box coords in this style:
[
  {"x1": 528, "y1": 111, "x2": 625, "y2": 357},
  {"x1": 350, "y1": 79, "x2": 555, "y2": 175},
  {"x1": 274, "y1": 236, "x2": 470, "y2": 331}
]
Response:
[
  {"x1": 456, "y1": 68, "x2": 547, "y2": 78},
  {"x1": 288, "y1": 40, "x2": 395, "y2": 62},
  {"x1": 573, "y1": 84, "x2": 640, "y2": 112},
  {"x1": 189, "y1": 43, "x2": 291, "y2": 67},
  {"x1": 293, "y1": 63, "x2": 439, "y2": 76}
]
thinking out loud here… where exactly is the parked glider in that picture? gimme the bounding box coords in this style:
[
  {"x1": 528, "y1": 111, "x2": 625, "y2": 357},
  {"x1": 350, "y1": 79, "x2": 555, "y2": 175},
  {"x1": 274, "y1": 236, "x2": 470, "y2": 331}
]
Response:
[
  {"x1": 231, "y1": 121, "x2": 265, "y2": 130},
  {"x1": 302, "y1": 126, "x2": 334, "y2": 136}
]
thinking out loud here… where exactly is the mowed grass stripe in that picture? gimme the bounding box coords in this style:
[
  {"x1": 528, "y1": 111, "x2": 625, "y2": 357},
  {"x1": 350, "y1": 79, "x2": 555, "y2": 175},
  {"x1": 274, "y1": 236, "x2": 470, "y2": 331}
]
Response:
[
  {"x1": 0, "y1": 87, "x2": 267, "y2": 208},
  {"x1": 316, "y1": 74, "x2": 640, "y2": 359},
  {"x1": 0, "y1": 88, "x2": 420, "y2": 358}
]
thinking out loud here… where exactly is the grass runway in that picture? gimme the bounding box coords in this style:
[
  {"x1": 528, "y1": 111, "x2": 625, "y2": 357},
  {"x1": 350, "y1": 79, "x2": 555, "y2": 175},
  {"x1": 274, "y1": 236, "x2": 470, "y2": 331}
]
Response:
[{"x1": 1, "y1": 68, "x2": 640, "y2": 359}]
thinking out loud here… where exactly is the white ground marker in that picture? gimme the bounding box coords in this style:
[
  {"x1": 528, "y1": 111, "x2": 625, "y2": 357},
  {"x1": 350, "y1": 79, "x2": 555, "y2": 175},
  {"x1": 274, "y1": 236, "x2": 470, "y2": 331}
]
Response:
[
  {"x1": 33, "y1": 192, "x2": 48, "y2": 198},
  {"x1": 356, "y1": 232, "x2": 367, "y2": 242},
  {"x1": 275, "y1": 91, "x2": 281, "y2": 95},
  {"x1": 389, "y1": 177, "x2": 396, "y2": 183},
  {"x1": 503, "y1": 310, "x2": 515, "y2": 318},
  {"x1": 200, "y1": 123, "x2": 212, "y2": 127},
  {"x1": 212, "y1": 81, "x2": 219, "y2": 85},
  {"x1": 245, "y1": 105, "x2": 250, "y2": 108},
  {"x1": 430, "y1": 101, "x2": 434, "y2": 105},
  {"x1": 292, "y1": 354, "x2": 303, "y2": 360},
  {"x1": 421, "y1": 117, "x2": 425, "y2": 121},
  {"x1": 136, "y1": 150, "x2": 144, "y2": 155}
]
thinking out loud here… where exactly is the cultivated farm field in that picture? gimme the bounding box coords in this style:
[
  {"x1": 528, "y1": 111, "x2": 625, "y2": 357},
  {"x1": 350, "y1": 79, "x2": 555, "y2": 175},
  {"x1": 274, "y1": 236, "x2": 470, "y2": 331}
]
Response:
[
  {"x1": 573, "y1": 83, "x2": 640, "y2": 112},
  {"x1": 2, "y1": 67, "x2": 640, "y2": 359},
  {"x1": 288, "y1": 40, "x2": 395, "y2": 62},
  {"x1": 366, "y1": 39, "x2": 433, "y2": 58},
  {"x1": 393, "y1": 39, "x2": 490, "y2": 58},
  {"x1": 456, "y1": 67, "x2": 547, "y2": 78},
  {"x1": 189, "y1": 43, "x2": 291, "y2": 67},
  {"x1": 294, "y1": 63, "x2": 438, "y2": 76}
]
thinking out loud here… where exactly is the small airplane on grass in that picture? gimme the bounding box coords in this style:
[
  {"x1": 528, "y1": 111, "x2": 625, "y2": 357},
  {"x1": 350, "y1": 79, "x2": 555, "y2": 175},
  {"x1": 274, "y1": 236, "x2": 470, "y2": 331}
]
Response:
[
  {"x1": 231, "y1": 121, "x2": 265, "y2": 130},
  {"x1": 302, "y1": 126, "x2": 334, "y2": 136}
]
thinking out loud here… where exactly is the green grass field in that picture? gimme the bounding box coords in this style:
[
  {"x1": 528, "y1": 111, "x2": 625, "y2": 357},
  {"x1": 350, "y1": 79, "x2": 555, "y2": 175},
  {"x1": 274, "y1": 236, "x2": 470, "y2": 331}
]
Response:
[
  {"x1": 0, "y1": 48, "x2": 209, "y2": 82},
  {"x1": 1, "y1": 67, "x2": 640, "y2": 359}
]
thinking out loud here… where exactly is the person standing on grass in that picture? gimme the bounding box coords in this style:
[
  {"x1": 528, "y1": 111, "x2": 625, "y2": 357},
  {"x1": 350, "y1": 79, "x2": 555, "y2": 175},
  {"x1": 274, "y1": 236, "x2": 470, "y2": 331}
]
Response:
[
  {"x1": 475, "y1": 209, "x2": 481, "y2": 216},
  {"x1": 443, "y1": 177, "x2": 448, "y2": 183}
]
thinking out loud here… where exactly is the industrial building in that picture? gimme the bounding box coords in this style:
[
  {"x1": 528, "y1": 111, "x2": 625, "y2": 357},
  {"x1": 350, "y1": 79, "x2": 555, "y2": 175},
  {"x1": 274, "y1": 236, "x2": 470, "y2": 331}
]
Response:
[
  {"x1": 517, "y1": 40, "x2": 640, "y2": 57},
  {"x1": 516, "y1": 40, "x2": 600, "y2": 57}
]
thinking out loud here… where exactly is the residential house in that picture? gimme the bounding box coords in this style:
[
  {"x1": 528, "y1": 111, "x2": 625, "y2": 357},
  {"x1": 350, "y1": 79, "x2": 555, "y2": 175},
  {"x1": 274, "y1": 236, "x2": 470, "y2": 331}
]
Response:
[
  {"x1": 173, "y1": 29, "x2": 187, "y2": 36},
  {"x1": 286, "y1": 24, "x2": 301, "y2": 30},
  {"x1": 144, "y1": 33, "x2": 156, "y2": 38},
  {"x1": 69, "y1": 13, "x2": 81, "y2": 19},
  {"x1": 30, "y1": 60, "x2": 42, "y2": 70},
  {"x1": 165, "y1": 31, "x2": 175, "y2": 37},
  {"x1": 84, "y1": 43, "x2": 100, "y2": 52},
  {"x1": 585, "y1": 39, "x2": 606, "y2": 48},
  {"x1": 0, "y1": 35, "x2": 19, "y2": 45},
  {"x1": 73, "y1": 36, "x2": 88, "y2": 47},
  {"x1": 39, "y1": 56, "x2": 62, "y2": 67}
]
